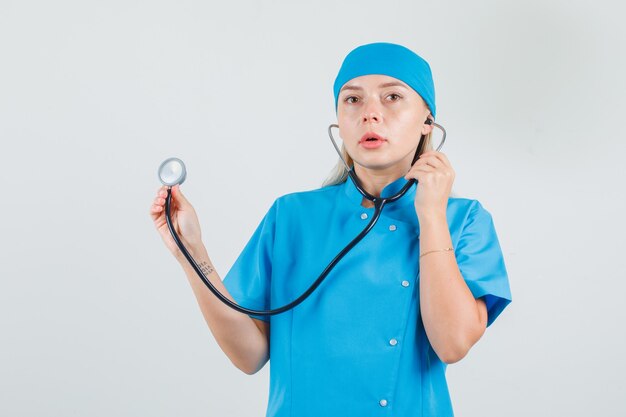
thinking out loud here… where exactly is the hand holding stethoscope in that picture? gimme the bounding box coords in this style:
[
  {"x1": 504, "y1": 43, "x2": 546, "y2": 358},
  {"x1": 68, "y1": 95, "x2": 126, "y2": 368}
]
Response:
[
  {"x1": 405, "y1": 150, "x2": 455, "y2": 218},
  {"x1": 150, "y1": 182, "x2": 204, "y2": 263}
]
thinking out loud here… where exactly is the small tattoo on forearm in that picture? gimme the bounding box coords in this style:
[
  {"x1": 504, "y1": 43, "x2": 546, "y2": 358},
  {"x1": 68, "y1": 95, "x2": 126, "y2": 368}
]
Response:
[{"x1": 199, "y1": 261, "x2": 214, "y2": 276}]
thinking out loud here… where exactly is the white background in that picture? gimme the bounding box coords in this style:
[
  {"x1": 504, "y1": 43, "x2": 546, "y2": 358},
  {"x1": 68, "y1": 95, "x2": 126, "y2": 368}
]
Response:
[{"x1": 1, "y1": 0, "x2": 624, "y2": 415}]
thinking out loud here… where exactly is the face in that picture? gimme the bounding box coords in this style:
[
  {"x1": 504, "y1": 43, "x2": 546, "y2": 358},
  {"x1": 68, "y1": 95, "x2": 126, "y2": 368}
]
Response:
[{"x1": 337, "y1": 74, "x2": 433, "y2": 174}]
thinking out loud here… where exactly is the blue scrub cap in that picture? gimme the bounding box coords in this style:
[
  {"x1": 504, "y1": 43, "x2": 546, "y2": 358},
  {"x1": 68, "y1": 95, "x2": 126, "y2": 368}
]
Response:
[{"x1": 333, "y1": 42, "x2": 436, "y2": 118}]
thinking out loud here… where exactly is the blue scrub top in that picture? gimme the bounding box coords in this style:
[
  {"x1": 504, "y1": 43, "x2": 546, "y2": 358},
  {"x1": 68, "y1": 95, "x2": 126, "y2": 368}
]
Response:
[{"x1": 222, "y1": 175, "x2": 512, "y2": 417}]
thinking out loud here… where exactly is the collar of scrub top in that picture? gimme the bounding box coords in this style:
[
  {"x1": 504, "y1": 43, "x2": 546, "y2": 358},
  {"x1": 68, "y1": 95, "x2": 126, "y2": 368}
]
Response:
[
  {"x1": 343, "y1": 173, "x2": 415, "y2": 206},
  {"x1": 342, "y1": 173, "x2": 421, "y2": 233}
]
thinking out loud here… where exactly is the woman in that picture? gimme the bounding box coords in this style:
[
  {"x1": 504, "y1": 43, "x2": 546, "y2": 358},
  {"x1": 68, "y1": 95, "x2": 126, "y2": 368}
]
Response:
[{"x1": 150, "y1": 42, "x2": 512, "y2": 417}]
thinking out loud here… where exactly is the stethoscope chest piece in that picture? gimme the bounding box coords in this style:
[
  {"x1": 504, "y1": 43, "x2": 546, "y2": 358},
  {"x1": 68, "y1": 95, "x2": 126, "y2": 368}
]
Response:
[{"x1": 158, "y1": 157, "x2": 187, "y2": 186}]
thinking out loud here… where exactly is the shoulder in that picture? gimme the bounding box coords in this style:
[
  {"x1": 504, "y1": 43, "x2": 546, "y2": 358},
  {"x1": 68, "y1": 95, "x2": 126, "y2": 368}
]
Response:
[
  {"x1": 259, "y1": 184, "x2": 345, "y2": 237},
  {"x1": 272, "y1": 183, "x2": 344, "y2": 213},
  {"x1": 254, "y1": 184, "x2": 345, "y2": 229},
  {"x1": 447, "y1": 195, "x2": 483, "y2": 216},
  {"x1": 446, "y1": 196, "x2": 494, "y2": 231}
]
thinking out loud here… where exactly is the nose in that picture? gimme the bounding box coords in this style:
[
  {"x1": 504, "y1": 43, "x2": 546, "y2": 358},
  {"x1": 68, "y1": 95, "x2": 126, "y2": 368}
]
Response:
[{"x1": 362, "y1": 100, "x2": 383, "y2": 124}]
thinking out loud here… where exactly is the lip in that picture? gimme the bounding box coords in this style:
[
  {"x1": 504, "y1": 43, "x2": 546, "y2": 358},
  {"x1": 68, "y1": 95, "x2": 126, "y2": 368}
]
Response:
[
  {"x1": 359, "y1": 132, "x2": 387, "y2": 143},
  {"x1": 359, "y1": 132, "x2": 387, "y2": 149}
]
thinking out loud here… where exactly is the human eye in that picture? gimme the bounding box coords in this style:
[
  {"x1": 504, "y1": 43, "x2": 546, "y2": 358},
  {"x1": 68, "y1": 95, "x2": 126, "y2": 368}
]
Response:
[
  {"x1": 386, "y1": 93, "x2": 402, "y2": 102},
  {"x1": 344, "y1": 95, "x2": 360, "y2": 104}
]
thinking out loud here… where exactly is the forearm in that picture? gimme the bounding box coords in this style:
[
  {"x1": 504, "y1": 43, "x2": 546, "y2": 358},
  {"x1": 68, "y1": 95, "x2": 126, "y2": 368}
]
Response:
[
  {"x1": 177, "y1": 244, "x2": 269, "y2": 375},
  {"x1": 418, "y1": 213, "x2": 485, "y2": 364}
]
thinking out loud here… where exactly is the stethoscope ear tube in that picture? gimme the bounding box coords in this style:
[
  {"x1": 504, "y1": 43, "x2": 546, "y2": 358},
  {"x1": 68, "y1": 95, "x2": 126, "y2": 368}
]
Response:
[
  {"x1": 327, "y1": 122, "x2": 446, "y2": 175},
  {"x1": 432, "y1": 122, "x2": 447, "y2": 152}
]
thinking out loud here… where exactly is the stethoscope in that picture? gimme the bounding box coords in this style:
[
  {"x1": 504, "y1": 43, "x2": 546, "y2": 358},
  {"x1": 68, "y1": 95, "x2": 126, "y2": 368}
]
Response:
[{"x1": 157, "y1": 119, "x2": 446, "y2": 317}]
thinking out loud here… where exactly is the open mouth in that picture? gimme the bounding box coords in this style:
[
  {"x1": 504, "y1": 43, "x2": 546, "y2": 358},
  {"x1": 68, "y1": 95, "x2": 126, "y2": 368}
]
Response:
[
  {"x1": 360, "y1": 132, "x2": 387, "y2": 143},
  {"x1": 359, "y1": 132, "x2": 387, "y2": 148},
  {"x1": 359, "y1": 132, "x2": 387, "y2": 147}
]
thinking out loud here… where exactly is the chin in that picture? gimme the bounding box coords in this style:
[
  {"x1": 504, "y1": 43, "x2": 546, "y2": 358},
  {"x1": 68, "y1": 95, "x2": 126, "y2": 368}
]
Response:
[
  {"x1": 354, "y1": 159, "x2": 400, "y2": 171},
  {"x1": 353, "y1": 153, "x2": 415, "y2": 172}
]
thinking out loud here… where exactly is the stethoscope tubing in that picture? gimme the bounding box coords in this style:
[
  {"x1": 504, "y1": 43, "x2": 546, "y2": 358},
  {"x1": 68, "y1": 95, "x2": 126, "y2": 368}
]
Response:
[{"x1": 166, "y1": 121, "x2": 446, "y2": 317}]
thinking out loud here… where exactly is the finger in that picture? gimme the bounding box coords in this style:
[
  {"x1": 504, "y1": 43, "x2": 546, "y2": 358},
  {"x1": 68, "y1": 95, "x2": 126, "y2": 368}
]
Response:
[
  {"x1": 155, "y1": 188, "x2": 168, "y2": 204},
  {"x1": 172, "y1": 184, "x2": 192, "y2": 210},
  {"x1": 413, "y1": 165, "x2": 436, "y2": 173},
  {"x1": 433, "y1": 151, "x2": 451, "y2": 166},
  {"x1": 172, "y1": 185, "x2": 190, "y2": 206},
  {"x1": 405, "y1": 164, "x2": 435, "y2": 179},
  {"x1": 415, "y1": 155, "x2": 443, "y2": 169},
  {"x1": 418, "y1": 151, "x2": 443, "y2": 162},
  {"x1": 421, "y1": 152, "x2": 455, "y2": 177},
  {"x1": 419, "y1": 150, "x2": 445, "y2": 159},
  {"x1": 420, "y1": 151, "x2": 450, "y2": 167}
]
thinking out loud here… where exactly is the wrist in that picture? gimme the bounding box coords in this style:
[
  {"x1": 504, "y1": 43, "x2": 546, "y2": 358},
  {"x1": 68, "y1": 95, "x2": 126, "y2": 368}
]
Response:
[
  {"x1": 176, "y1": 240, "x2": 205, "y2": 264},
  {"x1": 417, "y1": 210, "x2": 447, "y2": 224}
]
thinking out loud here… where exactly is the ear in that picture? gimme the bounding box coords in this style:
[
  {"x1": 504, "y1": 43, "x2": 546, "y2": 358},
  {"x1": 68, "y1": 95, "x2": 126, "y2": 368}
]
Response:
[{"x1": 421, "y1": 115, "x2": 435, "y2": 135}]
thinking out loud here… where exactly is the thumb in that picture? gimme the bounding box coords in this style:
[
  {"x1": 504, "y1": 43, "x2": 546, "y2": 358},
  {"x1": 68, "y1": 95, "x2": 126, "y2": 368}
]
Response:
[{"x1": 172, "y1": 184, "x2": 191, "y2": 207}]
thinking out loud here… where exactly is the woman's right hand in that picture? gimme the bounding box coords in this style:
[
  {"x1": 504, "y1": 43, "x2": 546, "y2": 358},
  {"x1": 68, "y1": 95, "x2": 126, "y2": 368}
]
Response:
[{"x1": 150, "y1": 184, "x2": 203, "y2": 262}]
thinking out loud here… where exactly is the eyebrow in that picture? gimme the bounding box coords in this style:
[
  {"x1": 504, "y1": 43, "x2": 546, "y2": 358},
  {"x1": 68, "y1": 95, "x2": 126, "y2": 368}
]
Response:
[{"x1": 340, "y1": 81, "x2": 409, "y2": 93}]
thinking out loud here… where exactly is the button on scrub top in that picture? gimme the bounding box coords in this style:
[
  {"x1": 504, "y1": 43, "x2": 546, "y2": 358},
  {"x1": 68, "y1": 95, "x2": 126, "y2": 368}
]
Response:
[{"x1": 222, "y1": 175, "x2": 512, "y2": 417}]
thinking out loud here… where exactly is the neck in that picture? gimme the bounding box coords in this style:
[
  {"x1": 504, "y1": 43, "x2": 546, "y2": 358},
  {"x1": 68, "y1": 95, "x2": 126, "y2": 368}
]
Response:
[{"x1": 353, "y1": 160, "x2": 412, "y2": 208}]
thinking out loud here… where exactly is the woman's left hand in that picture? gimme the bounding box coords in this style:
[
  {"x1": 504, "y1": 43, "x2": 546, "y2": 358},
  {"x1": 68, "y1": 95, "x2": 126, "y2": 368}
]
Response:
[{"x1": 404, "y1": 150, "x2": 455, "y2": 219}]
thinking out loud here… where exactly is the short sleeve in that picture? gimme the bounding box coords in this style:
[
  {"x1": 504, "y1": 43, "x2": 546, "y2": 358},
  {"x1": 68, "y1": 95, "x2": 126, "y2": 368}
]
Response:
[
  {"x1": 221, "y1": 200, "x2": 277, "y2": 323},
  {"x1": 455, "y1": 200, "x2": 512, "y2": 327}
]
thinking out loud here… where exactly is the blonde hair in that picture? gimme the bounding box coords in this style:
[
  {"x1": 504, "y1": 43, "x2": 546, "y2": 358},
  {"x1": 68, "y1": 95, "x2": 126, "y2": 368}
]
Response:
[{"x1": 321, "y1": 131, "x2": 434, "y2": 188}]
